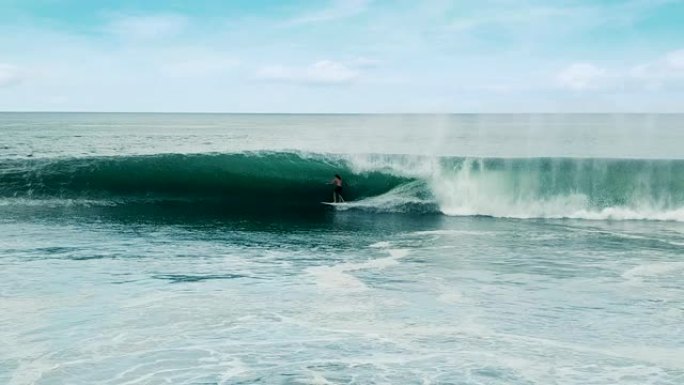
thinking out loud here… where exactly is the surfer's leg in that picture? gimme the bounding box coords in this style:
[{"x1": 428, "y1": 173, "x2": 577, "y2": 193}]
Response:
[{"x1": 334, "y1": 187, "x2": 343, "y2": 203}]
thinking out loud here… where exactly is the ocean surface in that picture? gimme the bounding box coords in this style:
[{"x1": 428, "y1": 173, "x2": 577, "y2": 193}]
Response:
[{"x1": 1, "y1": 113, "x2": 683, "y2": 385}]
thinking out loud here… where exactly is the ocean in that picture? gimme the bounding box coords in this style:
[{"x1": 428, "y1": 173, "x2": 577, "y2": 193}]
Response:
[{"x1": 1, "y1": 113, "x2": 683, "y2": 384}]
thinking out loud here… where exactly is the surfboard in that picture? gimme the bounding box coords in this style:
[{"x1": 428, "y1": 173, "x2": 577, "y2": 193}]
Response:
[{"x1": 321, "y1": 202, "x2": 345, "y2": 206}]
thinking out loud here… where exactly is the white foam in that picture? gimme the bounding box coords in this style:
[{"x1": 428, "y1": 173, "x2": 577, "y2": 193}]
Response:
[
  {"x1": 437, "y1": 291, "x2": 463, "y2": 304},
  {"x1": 563, "y1": 207, "x2": 684, "y2": 222},
  {"x1": 333, "y1": 180, "x2": 434, "y2": 214},
  {"x1": 369, "y1": 241, "x2": 391, "y2": 248},
  {"x1": 344, "y1": 155, "x2": 684, "y2": 222},
  {"x1": 613, "y1": 346, "x2": 684, "y2": 370},
  {"x1": 411, "y1": 230, "x2": 496, "y2": 236},
  {"x1": 307, "y1": 249, "x2": 410, "y2": 292},
  {"x1": 0, "y1": 197, "x2": 118, "y2": 207},
  {"x1": 387, "y1": 249, "x2": 409, "y2": 259},
  {"x1": 622, "y1": 262, "x2": 684, "y2": 280},
  {"x1": 438, "y1": 187, "x2": 684, "y2": 222},
  {"x1": 307, "y1": 265, "x2": 369, "y2": 292},
  {"x1": 308, "y1": 371, "x2": 334, "y2": 385},
  {"x1": 8, "y1": 353, "x2": 58, "y2": 385}
]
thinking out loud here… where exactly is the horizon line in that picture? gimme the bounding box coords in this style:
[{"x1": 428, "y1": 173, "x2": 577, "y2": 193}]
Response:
[{"x1": 2, "y1": 111, "x2": 683, "y2": 115}]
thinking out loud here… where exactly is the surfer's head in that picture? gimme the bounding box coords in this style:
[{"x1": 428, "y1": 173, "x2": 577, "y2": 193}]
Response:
[{"x1": 334, "y1": 174, "x2": 341, "y2": 180}]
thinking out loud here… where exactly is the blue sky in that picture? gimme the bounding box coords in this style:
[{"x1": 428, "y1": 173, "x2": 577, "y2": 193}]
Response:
[{"x1": 0, "y1": 0, "x2": 682, "y2": 112}]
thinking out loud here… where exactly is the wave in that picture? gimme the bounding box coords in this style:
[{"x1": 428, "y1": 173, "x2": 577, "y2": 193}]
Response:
[
  {"x1": 0, "y1": 152, "x2": 409, "y2": 212},
  {"x1": 1, "y1": 152, "x2": 683, "y2": 221}
]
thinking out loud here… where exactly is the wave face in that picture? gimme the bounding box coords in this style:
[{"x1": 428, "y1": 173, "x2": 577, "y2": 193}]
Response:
[
  {"x1": 0, "y1": 152, "x2": 409, "y2": 213},
  {"x1": 1, "y1": 152, "x2": 683, "y2": 221}
]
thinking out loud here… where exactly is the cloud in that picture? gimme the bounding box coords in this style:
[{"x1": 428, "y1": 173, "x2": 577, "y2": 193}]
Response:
[
  {"x1": 445, "y1": 0, "x2": 678, "y2": 38},
  {"x1": 161, "y1": 56, "x2": 239, "y2": 77},
  {"x1": 256, "y1": 60, "x2": 359, "y2": 85},
  {"x1": 629, "y1": 49, "x2": 684, "y2": 89},
  {"x1": 106, "y1": 14, "x2": 188, "y2": 40},
  {"x1": 556, "y1": 63, "x2": 608, "y2": 91},
  {"x1": 0, "y1": 64, "x2": 23, "y2": 87},
  {"x1": 288, "y1": 0, "x2": 370, "y2": 25},
  {"x1": 664, "y1": 49, "x2": 684, "y2": 70},
  {"x1": 557, "y1": 49, "x2": 684, "y2": 92}
]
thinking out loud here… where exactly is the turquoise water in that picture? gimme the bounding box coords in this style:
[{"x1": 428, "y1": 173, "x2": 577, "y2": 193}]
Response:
[{"x1": 1, "y1": 113, "x2": 683, "y2": 384}]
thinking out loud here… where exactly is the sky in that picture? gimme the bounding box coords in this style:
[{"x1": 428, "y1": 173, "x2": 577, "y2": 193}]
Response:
[{"x1": 0, "y1": 0, "x2": 682, "y2": 113}]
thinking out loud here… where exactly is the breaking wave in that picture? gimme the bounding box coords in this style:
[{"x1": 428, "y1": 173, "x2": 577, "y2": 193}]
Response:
[{"x1": 1, "y1": 152, "x2": 683, "y2": 221}]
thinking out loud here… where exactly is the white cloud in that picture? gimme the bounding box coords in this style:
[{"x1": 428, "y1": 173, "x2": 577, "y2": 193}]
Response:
[
  {"x1": 557, "y1": 49, "x2": 684, "y2": 92},
  {"x1": 161, "y1": 56, "x2": 239, "y2": 77},
  {"x1": 556, "y1": 63, "x2": 608, "y2": 91},
  {"x1": 629, "y1": 49, "x2": 684, "y2": 89},
  {"x1": 0, "y1": 64, "x2": 23, "y2": 87},
  {"x1": 444, "y1": 0, "x2": 678, "y2": 39},
  {"x1": 664, "y1": 49, "x2": 684, "y2": 70},
  {"x1": 106, "y1": 14, "x2": 188, "y2": 40},
  {"x1": 288, "y1": 0, "x2": 370, "y2": 25},
  {"x1": 256, "y1": 60, "x2": 358, "y2": 85}
]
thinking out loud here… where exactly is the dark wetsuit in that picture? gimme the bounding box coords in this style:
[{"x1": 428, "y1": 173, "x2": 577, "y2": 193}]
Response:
[{"x1": 332, "y1": 177, "x2": 343, "y2": 202}]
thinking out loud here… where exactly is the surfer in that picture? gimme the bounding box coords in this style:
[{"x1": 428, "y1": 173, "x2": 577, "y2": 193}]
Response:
[{"x1": 330, "y1": 174, "x2": 344, "y2": 203}]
